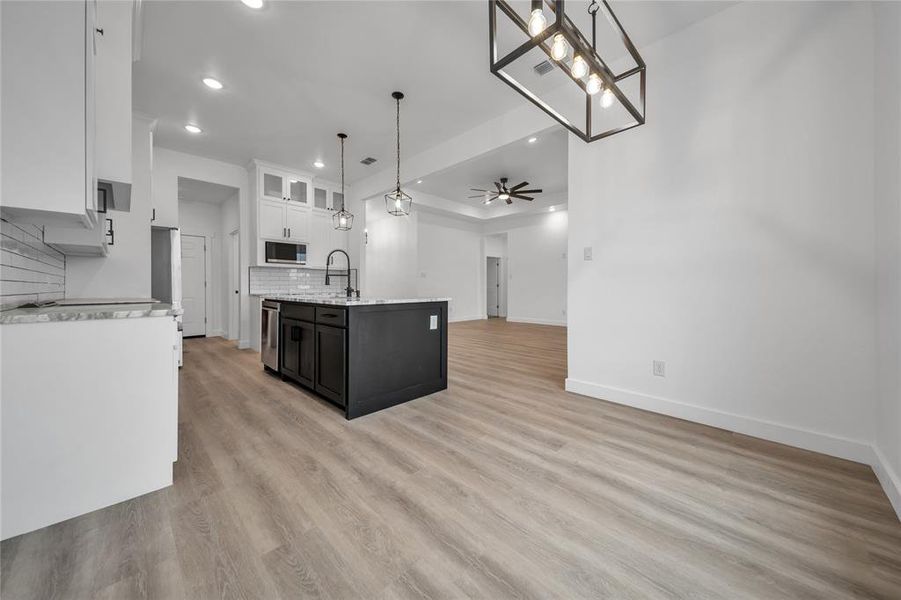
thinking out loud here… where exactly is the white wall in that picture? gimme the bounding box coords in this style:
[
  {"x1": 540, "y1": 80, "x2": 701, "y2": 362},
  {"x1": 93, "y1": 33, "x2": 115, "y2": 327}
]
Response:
[
  {"x1": 567, "y1": 2, "x2": 877, "y2": 463},
  {"x1": 874, "y1": 2, "x2": 901, "y2": 515},
  {"x1": 220, "y1": 192, "x2": 240, "y2": 340},
  {"x1": 66, "y1": 116, "x2": 154, "y2": 298},
  {"x1": 153, "y1": 148, "x2": 251, "y2": 347},
  {"x1": 362, "y1": 204, "x2": 420, "y2": 299},
  {"x1": 417, "y1": 211, "x2": 484, "y2": 322}
]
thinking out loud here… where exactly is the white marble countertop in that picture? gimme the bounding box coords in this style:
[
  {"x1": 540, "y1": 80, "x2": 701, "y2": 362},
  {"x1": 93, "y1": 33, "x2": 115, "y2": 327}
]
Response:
[
  {"x1": 258, "y1": 295, "x2": 450, "y2": 306},
  {"x1": 0, "y1": 303, "x2": 182, "y2": 325}
]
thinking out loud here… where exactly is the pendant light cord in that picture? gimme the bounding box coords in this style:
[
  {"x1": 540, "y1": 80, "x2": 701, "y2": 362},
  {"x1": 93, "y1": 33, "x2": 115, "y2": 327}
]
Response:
[
  {"x1": 588, "y1": 0, "x2": 599, "y2": 51},
  {"x1": 340, "y1": 135, "x2": 345, "y2": 211},
  {"x1": 395, "y1": 95, "x2": 401, "y2": 193}
]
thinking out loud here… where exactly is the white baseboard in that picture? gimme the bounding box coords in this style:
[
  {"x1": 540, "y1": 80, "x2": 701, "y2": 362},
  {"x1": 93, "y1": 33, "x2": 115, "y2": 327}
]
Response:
[
  {"x1": 564, "y1": 378, "x2": 874, "y2": 464},
  {"x1": 450, "y1": 315, "x2": 484, "y2": 323},
  {"x1": 873, "y1": 445, "x2": 901, "y2": 520},
  {"x1": 507, "y1": 316, "x2": 567, "y2": 327},
  {"x1": 238, "y1": 339, "x2": 250, "y2": 349},
  {"x1": 208, "y1": 329, "x2": 225, "y2": 338}
]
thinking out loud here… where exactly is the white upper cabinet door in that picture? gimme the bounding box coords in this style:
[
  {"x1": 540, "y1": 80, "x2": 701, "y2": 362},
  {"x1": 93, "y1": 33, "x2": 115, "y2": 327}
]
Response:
[
  {"x1": 313, "y1": 186, "x2": 329, "y2": 210},
  {"x1": 285, "y1": 204, "x2": 310, "y2": 243},
  {"x1": 260, "y1": 168, "x2": 287, "y2": 202},
  {"x1": 93, "y1": 0, "x2": 131, "y2": 188},
  {"x1": 259, "y1": 198, "x2": 286, "y2": 240},
  {"x1": 0, "y1": 0, "x2": 95, "y2": 227},
  {"x1": 331, "y1": 191, "x2": 346, "y2": 213},
  {"x1": 287, "y1": 177, "x2": 309, "y2": 205}
]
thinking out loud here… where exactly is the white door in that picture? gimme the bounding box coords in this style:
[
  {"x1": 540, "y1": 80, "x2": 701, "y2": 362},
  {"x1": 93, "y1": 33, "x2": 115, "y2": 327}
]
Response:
[
  {"x1": 259, "y1": 199, "x2": 286, "y2": 240},
  {"x1": 228, "y1": 230, "x2": 240, "y2": 341},
  {"x1": 182, "y1": 235, "x2": 207, "y2": 337},
  {"x1": 487, "y1": 257, "x2": 500, "y2": 318},
  {"x1": 285, "y1": 203, "x2": 310, "y2": 243}
]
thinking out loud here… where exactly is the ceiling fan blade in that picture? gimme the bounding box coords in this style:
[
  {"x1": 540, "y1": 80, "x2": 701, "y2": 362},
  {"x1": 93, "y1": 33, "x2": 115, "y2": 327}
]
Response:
[
  {"x1": 509, "y1": 181, "x2": 529, "y2": 192},
  {"x1": 515, "y1": 189, "x2": 542, "y2": 195},
  {"x1": 494, "y1": 181, "x2": 504, "y2": 192},
  {"x1": 511, "y1": 195, "x2": 535, "y2": 201},
  {"x1": 470, "y1": 188, "x2": 490, "y2": 192},
  {"x1": 468, "y1": 195, "x2": 486, "y2": 199}
]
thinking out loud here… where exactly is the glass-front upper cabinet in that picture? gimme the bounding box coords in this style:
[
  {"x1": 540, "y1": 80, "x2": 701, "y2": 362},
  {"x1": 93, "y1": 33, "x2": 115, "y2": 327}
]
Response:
[
  {"x1": 313, "y1": 186, "x2": 329, "y2": 210},
  {"x1": 260, "y1": 168, "x2": 286, "y2": 202},
  {"x1": 288, "y1": 178, "x2": 308, "y2": 204}
]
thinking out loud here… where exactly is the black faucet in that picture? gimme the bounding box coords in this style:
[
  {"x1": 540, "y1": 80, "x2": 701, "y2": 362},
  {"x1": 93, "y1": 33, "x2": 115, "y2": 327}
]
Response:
[{"x1": 324, "y1": 249, "x2": 355, "y2": 298}]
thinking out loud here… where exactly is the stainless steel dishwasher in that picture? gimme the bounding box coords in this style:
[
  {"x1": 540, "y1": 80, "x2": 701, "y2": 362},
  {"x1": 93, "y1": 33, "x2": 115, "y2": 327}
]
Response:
[{"x1": 261, "y1": 300, "x2": 280, "y2": 372}]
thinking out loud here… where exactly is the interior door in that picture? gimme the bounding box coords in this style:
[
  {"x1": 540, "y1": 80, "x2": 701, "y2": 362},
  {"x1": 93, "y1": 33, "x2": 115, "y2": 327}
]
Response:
[
  {"x1": 181, "y1": 235, "x2": 206, "y2": 337},
  {"x1": 228, "y1": 230, "x2": 239, "y2": 340},
  {"x1": 487, "y1": 257, "x2": 500, "y2": 318}
]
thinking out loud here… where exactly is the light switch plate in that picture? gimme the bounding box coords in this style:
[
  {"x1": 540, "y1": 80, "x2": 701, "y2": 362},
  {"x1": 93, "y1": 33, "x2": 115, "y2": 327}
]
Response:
[
  {"x1": 429, "y1": 315, "x2": 438, "y2": 330},
  {"x1": 583, "y1": 247, "x2": 593, "y2": 261}
]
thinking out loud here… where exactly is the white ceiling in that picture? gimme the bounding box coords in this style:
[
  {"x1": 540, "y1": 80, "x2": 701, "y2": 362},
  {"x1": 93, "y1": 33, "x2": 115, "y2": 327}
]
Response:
[
  {"x1": 177, "y1": 176, "x2": 239, "y2": 204},
  {"x1": 416, "y1": 127, "x2": 568, "y2": 213},
  {"x1": 135, "y1": 1, "x2": 734, "y2": 184}
]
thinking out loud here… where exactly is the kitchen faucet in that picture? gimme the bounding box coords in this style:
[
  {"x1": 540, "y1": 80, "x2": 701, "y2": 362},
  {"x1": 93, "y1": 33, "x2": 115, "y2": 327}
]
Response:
[{"x1": 324, "y1": 249, "x2": 356, "y2": 298}]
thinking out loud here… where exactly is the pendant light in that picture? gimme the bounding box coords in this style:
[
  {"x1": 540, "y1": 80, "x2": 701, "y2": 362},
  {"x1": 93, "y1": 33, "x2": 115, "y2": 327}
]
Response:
[
  {"x1": 384, "y1": 91, "x2": 412, "y2": 216},
  {"x1": 333, "y1": 133, "x2": 353, "y2": 231}
]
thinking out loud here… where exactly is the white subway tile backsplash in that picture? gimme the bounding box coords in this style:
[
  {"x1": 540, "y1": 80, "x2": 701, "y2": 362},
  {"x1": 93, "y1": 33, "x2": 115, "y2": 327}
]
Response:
[
  {"x1": 248, "y1": 266, "x2": 353, "y2": 297},
  {"x1": 1, "y1": 217, "x2": 66, "y2": 309}
]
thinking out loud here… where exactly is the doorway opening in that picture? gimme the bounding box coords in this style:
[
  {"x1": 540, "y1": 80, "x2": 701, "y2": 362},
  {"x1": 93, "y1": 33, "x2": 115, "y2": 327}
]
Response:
[
  {"x1": 181, "y1": 234, "x2": 207, "y2": 337},
  {"x1": 486, "y1": 256, "x2": 507, "y2": 319}
]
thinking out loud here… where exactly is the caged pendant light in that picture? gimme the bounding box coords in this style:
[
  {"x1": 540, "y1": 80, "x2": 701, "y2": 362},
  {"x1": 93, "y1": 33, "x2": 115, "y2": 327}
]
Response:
[
  {"x1": 333, "y1": 133, "x2": 354, "y2": 231},
  {"x1": 489, "y1": 0, "x2": 646, "y2": 143},
  {"x1": 384, "y1": 91, "x2": 412, "y2": 216}
]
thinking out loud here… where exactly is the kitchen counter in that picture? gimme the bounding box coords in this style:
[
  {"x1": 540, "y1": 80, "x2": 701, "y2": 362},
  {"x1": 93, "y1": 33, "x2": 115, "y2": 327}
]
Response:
[
  {"x1": 258, "y1": 294, "x2": 451, "y2": 306},
  {"x1": 265, "y1": 297, "x2": 449, "y2": 419},
  {"x1": 0, "y1": 302, "x2": 182, "y2": 325}
]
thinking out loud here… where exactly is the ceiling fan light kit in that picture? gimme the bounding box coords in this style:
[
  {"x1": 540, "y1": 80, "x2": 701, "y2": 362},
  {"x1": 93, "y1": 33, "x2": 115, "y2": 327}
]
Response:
[
  {"x1": 489, "y1": 0, "x2": 646, "y2": 142},
  {"x1": 470, "y1": 177, "x2": 543, "y2": 205},
  {"x1": 385, "y1": 91, "x2": 413, "y2": 217}
]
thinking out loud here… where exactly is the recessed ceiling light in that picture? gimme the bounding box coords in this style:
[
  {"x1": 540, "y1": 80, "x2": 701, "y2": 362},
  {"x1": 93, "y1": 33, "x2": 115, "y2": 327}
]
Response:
[
  {"x1": 313, "y1": 160, "x2": 325, "y2": 169},
  {"x1": 184, "y1": 124, "x2": 202, "y2": 134},
  {"x1": 202, "y1": 77, "x2": 223, "y2": 90},
  {"x1": 241, "y1": 0, "x2": 263, "y2": 8},
  {"x1": 549, "y1": 206, "x2": 556, "y2": 212},
  {"x1": 528, "y1": 137, "x2": 538, "y2": 143},
  {"x1": 417, "y1": 179, "x2": 423, "y2": 184}
]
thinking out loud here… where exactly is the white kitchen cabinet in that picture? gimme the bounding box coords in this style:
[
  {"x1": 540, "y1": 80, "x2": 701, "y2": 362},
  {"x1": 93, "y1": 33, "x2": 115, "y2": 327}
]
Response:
[
  {"x1": 261, "y1": 168, "x2": 288, "y2": 203},
  {"x1": 286, "y1": 203, "x2": 310, "y2": 242},
  {"x1": 288, "y1": 178, "x2": 309, "y2": 205},
  {"x1": 1, "y1": 315, "x2": 179, "y2": 539},
  {"x1": 94, "y1": 0, "x2": 132, "y2": 196},
  {"x1": 1, "y1": 0, "x2": 100, "y2": 228},
  {"x1": 313, "y1": 186, "x2": 330, "y2": 210},
  {"x1": 259, "y1": 198, "x2": 288, "y2": 240}
]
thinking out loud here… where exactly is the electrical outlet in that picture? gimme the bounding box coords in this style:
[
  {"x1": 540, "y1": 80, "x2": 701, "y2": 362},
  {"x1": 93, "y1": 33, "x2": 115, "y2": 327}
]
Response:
[
  {"x1": 653, "y1": 360, "x2": 666, "y2": 377},
  {"x1": 583, "y1": 247, "x2": 593, "y2": 261},
  {"x1": 429, "y1": 315, "x2": 438, "y2": 330}
]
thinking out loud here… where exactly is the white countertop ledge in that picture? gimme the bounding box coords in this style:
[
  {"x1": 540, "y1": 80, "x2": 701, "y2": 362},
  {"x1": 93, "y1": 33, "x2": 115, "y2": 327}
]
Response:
[
  {"x1": 0, "y1": 303, "x2": 182, "y2": 325},
  {"x1": 259, "y1": 295, "x2": 451, "y2": 306}
]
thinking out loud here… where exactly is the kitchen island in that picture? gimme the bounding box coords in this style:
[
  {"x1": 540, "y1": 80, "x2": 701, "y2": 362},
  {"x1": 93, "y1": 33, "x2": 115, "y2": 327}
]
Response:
[{"x1": 263, "y1": 296, "x2": 449, "y2": 419}]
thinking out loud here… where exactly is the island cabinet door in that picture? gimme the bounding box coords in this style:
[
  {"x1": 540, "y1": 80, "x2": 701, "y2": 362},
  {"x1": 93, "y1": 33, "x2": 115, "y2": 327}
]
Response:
[
  {"x1": 281, "y1": 317, "x2": 314, "y2": 388},
  {"x1": 314, "y1": 324, "x2": 347, "y2": 407}
]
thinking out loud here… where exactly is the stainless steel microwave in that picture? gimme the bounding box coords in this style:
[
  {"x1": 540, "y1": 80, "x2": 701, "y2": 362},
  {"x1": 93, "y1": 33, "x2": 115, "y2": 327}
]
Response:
[{"x1": 265, "y1": 241, "x2": 307, "y2": 265}]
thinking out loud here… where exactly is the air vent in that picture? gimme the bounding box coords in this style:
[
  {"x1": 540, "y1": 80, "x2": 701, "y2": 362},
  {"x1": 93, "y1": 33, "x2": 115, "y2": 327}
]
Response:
[
  {"x1": 360, "y1": 157, "x2": 377, "y2": 165},
  {"x1": 533, "y1": 60, "x2": 554, "y2": 76}
]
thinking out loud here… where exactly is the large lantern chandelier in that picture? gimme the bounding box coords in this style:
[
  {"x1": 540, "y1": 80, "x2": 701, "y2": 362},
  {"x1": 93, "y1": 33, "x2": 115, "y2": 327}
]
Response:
[
  {"x1": 489, "y1": 0, "x2": 646, "y2": 142},
  {"x1": 333, "y1": 133, "x2": 354, "y2": 231},
  {"x1": 384, "y1": 91, "x2": 412, "y2": 216}
]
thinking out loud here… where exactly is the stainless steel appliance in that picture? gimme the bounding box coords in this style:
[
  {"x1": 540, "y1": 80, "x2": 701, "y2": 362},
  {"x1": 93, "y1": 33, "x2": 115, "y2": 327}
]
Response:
[
  {"x1": 151, "y1": 227, "x2": 183, "y2": 366},
  {"x1": 265, "y1": 241, "x2": 307, "y2": 265},
  {"x1": 261, "y1": 300, "x2": 280, "y2": 372}
]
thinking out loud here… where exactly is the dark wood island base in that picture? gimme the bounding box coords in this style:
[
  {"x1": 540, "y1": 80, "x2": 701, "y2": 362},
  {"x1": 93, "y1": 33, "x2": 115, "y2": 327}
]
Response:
[{"x1": 271, "y1": 299, "x2": 448, "y2": 419}]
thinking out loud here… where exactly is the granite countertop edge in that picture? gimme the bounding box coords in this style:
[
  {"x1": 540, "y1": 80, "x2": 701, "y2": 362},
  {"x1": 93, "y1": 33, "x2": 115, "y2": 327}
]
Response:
[
  {"x1": 0, "y1": 303, "x2": 182, "y2": 325},
  {"x1": 254, "y1": 294, "x2": 451, "y2": 306}
]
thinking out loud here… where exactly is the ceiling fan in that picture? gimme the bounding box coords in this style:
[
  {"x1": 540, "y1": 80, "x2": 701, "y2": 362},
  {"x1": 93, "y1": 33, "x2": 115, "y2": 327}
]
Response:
[{"x1": 469, "y1": 177, "x2": 542, "y2": 205}]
